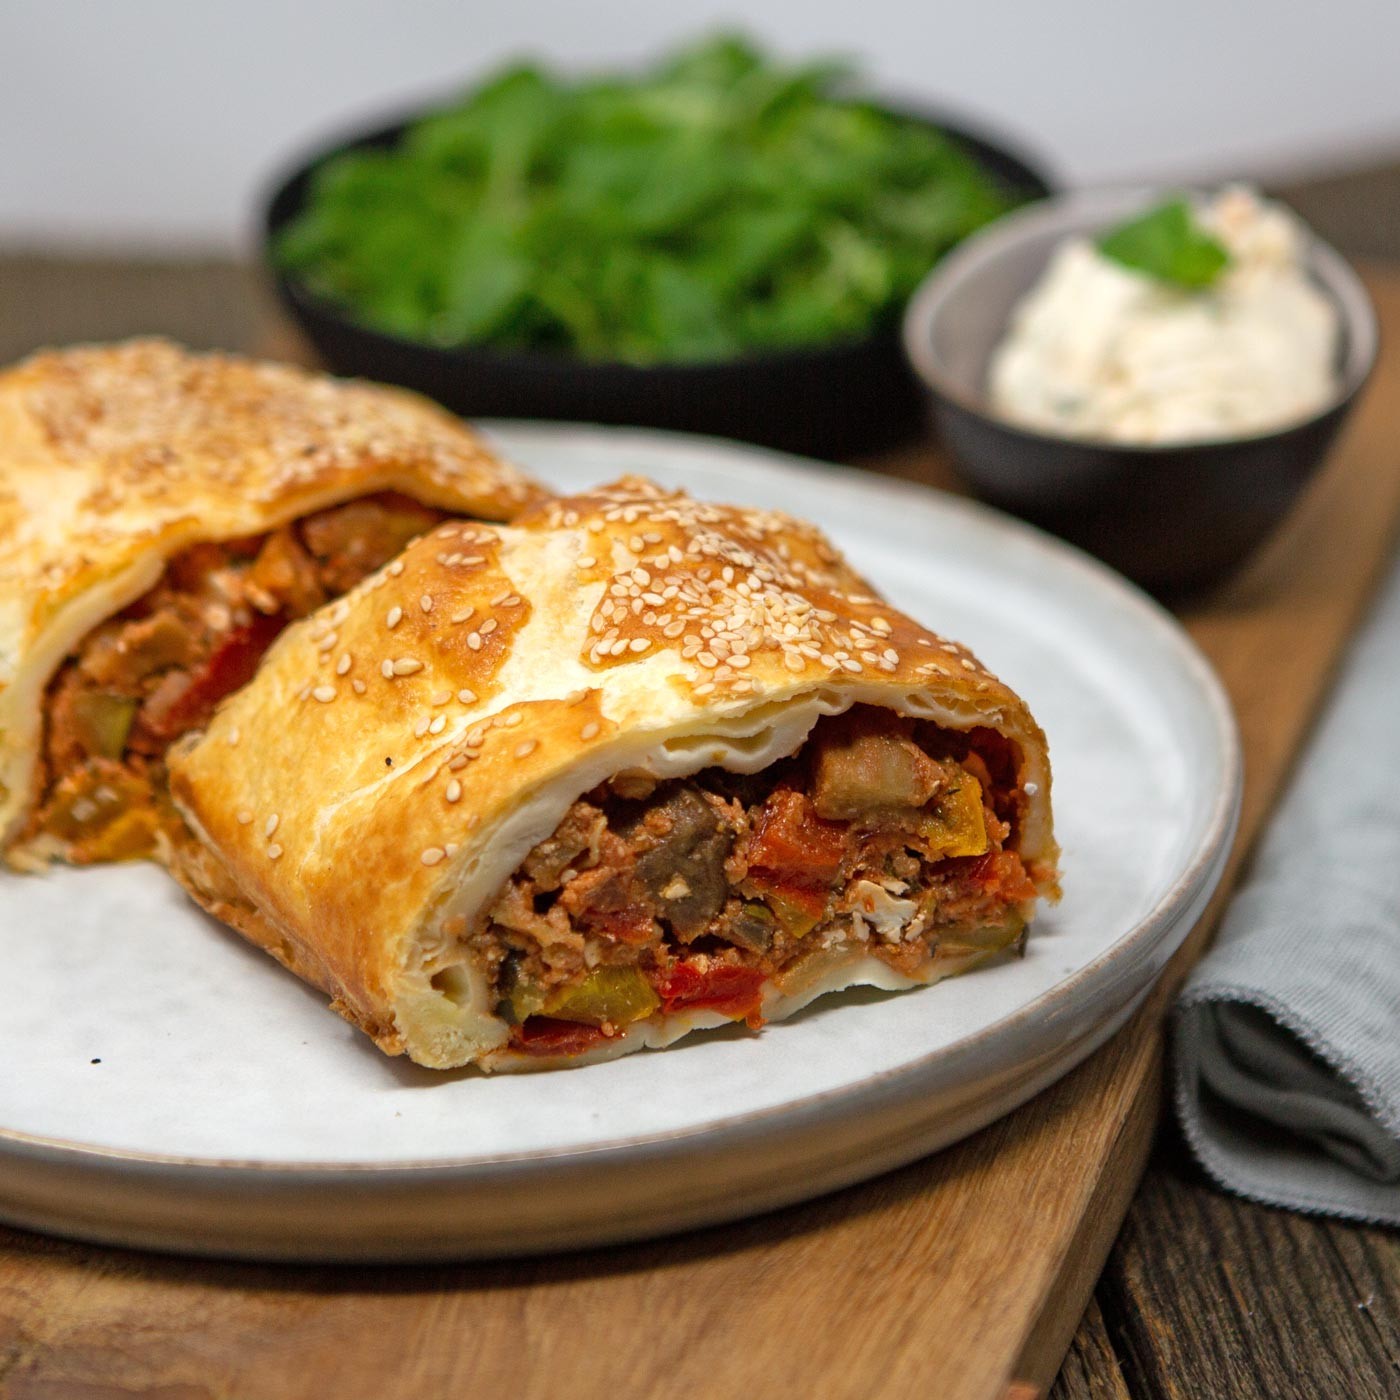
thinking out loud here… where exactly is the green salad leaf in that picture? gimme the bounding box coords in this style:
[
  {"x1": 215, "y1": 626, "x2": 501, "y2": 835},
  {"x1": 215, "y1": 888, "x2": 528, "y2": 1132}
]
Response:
[
  {"x1": 274, "y1": 34, "x2": 1021, "y2": 363},
  {"x1": 1096, "y1": 198, "x2": 1231, "y2": 290}
]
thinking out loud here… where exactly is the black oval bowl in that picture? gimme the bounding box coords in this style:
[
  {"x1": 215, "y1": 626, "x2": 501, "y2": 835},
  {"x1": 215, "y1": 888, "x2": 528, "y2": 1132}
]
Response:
[
  {"x1": 902, "y1": 187, "x2": 1379, "y2": 595},
  {"x1": 262, "y1": 100, "x2": 1052, "y2": 460}
]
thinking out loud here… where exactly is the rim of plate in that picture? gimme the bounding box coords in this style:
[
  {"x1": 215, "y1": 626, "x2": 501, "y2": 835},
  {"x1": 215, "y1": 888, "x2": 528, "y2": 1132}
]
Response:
[{"x1": 0, "y1": 423, "x2": 1242, "y2": 1176}]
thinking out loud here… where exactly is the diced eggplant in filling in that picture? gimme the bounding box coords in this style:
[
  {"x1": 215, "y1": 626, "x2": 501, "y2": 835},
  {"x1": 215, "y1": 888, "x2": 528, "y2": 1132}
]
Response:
[
  {"x1": 473, "y1": 706, "x2": 1041, "y2": 1058},
  {"x1": 25, "y1": 493, "x2": 444, "y2": 861}
]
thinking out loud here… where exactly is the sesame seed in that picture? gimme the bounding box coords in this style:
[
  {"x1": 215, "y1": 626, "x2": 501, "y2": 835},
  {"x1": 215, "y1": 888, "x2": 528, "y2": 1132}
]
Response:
[
  {"x1": 386, "y1": 606, "x2": 403, "y2": 629},
  {"x1": 415, "y1": 717, "x2": 430, "y2": 738},
  {"x1": 421, "y1": 847, "x2": 446, "y2": 867},
  {"x1": 431, "y1": 689, "x2": 451, "y2": 705},
  {"x1": 381, "y1": 660, "x2": 396, "y2": 679},
  {"x1": 466, "y1": 632, "x2": 483, "y2": 651},
  {"x1": 577, "y1": 556, "x2": 597, "y2": 569},
  {"x1": 265, "y1": 814, "x2": 280, "y2": 838},
  {"x1": 480, "y1": 618, "x2": 498, "y2": 635},
  {"x1": 448, "y1": 755, "x2": 470, "y2": 772},
  {"x1": 693, "y1": 681, "x2": 716, "y2": 696},
  {"x1": 226, "y1": 727, "x2": 241, "y2": 747},
  {"x1": 514, "y1": 739, "x2": 537, "y2": 758},
  {"x1": 445, "y1": 779, "x2": 463, "y2": 803},
  {"x1": 393, "y1": 658, "x2": 423, "y2": 676},
  {"x1": 312, "y1": 684, "x2": 336, "y2": 703},
  {"x1": 420, "y1": 594, "x2": 434, "y2": 613},
  {"x1": 268, "y1": 843, "x2": 284, "y2": 861},
  {"x1": 580, "y1": 721, "x2": 601, "y2": 741},
  {"x1": 629, "y1": 637, "x2": 650, "y2": 653},
  {"x1": 1024, "y1": 781, "x2": 1040, "y2": 796},
  {"x1": 336, "y1": 654, "x2": 352, "y2": 676},
  {"x1": 457, "y1": 688, "x2": 477, "y2": 704},
  {"x1": 352, "y1": 679, "x2": 367, "y2": 694},
  {"x1": 236, "y1": 810, "x2": 253, "y2": 825},
  {"x1": 502, "y1": 712, "x2": 523, "y2": 727},
  {"x1": 429, "y1": 715, "x2": 446, "y2": 735},
  {"x1": 387, "y1": 560, "x2": 405, "y2": 577},
  {"x1": 450, "y1": 608, "x2": 475, "y2": 625}
]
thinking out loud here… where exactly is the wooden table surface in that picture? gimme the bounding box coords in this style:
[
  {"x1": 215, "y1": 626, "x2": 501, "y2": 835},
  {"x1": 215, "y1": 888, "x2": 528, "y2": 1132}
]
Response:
[{"x1": 1, "y1": 265, "x2": 1399, "y2": 1400}]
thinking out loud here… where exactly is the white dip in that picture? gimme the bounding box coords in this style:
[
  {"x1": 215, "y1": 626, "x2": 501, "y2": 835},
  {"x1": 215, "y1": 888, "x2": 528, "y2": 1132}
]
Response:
[{"x1": 987, "y1": 188, "x2": 1339, "y2": 445}]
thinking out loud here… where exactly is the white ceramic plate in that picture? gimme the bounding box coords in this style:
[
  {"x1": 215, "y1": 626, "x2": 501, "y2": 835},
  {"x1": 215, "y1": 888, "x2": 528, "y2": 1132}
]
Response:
[{"x1": 0, "y1": 425, "x2": 1240, "y2": 1260}]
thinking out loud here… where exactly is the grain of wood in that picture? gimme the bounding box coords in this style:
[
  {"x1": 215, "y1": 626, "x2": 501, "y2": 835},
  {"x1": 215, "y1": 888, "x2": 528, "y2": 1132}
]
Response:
[
  {"x1": 1098, "y1": 1153, "x2": 1400, "y2": 1400},
  {"x1": 3, "y1": 272, "x2": 1400, "y2": 1400},
  {"x1": 1048, "y1": 1299, "x2": 1133, "y2": 1400}
]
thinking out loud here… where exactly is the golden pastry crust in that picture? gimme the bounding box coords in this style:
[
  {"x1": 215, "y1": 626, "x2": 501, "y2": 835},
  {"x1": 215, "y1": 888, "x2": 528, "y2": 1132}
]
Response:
[
  {"x1": 0, "y1": 339, "x2": 546, "y2": 850},
  {"x1": 168, "y1": 477, "x2": 1058, "y2": 1071}
]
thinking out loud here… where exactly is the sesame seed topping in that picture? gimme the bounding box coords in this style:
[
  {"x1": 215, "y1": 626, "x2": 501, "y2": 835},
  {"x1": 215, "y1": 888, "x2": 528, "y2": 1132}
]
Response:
[
  {"x1": 336, "y1": 654, "x2": 352, "y2": 676},
  {"x1": 421, "y1": 847, "x2": 446, "y2": 866},
  {"x1": 226, "y1": 727, "x2": 241, "y2": 747},
  {"x1": 419, "y1": 594, "x2": 434, "y2": 613},
  {"x1": 466, "y1": 632, "x2": 483, "y2": 651},
  {"x1": 352, "y1": 679, "x2": 367, "y2": 694},
  {"x1": 502, "y1": 712, "x2": 523, "y2": 727},
  {"x1": 457, "y1": 688, "x2": 477, "y2": 704},
  {"x1": 577, "y1": 555, "x2": 597, "y2": 569},
  {"x1": 450, "y1": 608, "x2": 475, "y2": 625},
  {"x1": 386, "y1": 606, "x2": 403, "y2": 629},
  {"x1": 387, "y1": 560, "x2": 405, "y2": 577},
  {"x1": 265, "y1": 814, "x2": 280, "y2": 838},
  {"x1": 480, "y1": 618, "x2": 498, "y2": 635},
  {"x1": 381, "y1": 660, "x2": 396, "y2": 679},
  {"x1": 429, "y1": 715, "x2": 446, "y2": 734},
  {"x1": 514, "y1": 739, "x2": 538, "y2": 758},
  {"x1": 312, "y1": 684, "x2": 337, "y2": 703},
  {"x1": 445, "y1": 780, "x2": 462, "y2": 803},
  {"x1": 580, "y1": 721, "x2": 601, "y2": 741},
  {"x1": 414, "y1": 717, "x2": 430, "y2": 738},
  {"x1": 431, "y1": 689, "x2": 451, "y2": 705},
  {"x1": 268, "y1": 843, "x2": 283, "y2": 861},
  {"x1": 236, "y1": 810, "x2": 253, "y2": 825},
  {"x1": 393, "y1": 658, "x2": 423, "y2": 676},
  {"x1": 448, "y1": 755, "x2": 470, "y2": 771},
  {"x1": 629, "y1": 637, "x2": 650, "y2": 653}
]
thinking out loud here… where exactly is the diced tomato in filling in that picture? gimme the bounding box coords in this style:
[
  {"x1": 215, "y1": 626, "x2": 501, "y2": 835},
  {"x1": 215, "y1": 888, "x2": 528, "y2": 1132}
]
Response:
[
  {"x1": 657, "y1": 962, "x2": 766, "y2": 1026},
  {"x1": 513, "y1": 1017, "x2": 613, "y2": 1057},
  {"x1": 958, "y1": 850, "x2": 1040, "y2": 904},
  {"x1": 131, "y1": 610, "x2": 286, "y2": 745},
  {"x1": 747, "y1": 787, "x2": 846, "y2": 885}
]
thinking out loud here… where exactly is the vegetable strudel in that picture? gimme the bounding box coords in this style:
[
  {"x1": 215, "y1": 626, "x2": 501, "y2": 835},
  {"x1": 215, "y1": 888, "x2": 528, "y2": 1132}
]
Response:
[
  {"x1": 0, "y1": 339, "x2": 544, "y2": 867},
  {"x1": 167, "y1": 477, "x2": 1059, "y2": 1069}
]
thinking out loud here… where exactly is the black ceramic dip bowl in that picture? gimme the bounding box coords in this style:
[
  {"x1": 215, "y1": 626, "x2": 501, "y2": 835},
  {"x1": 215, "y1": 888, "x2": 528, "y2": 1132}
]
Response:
[{"x1": 901, "y1": 187, "x2": 1378, "y2": 594}]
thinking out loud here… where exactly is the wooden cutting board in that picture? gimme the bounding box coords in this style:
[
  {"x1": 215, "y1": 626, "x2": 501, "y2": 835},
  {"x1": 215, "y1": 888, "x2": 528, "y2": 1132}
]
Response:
[{"x1": 3, "y1": 272, "x2": 1400, "y2": 1400}]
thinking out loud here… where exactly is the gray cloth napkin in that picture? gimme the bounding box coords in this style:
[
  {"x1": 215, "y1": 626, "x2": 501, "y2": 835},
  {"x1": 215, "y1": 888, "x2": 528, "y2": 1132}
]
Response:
[{"x1": 1174, "y1": 546, "x2": 1400, "y2": 1226}]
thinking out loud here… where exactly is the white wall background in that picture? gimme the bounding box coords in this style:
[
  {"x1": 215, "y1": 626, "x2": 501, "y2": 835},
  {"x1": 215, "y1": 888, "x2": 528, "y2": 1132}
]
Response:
[{"x1": 4, "y1": 0, "x2": 1399, "y2": 252}]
